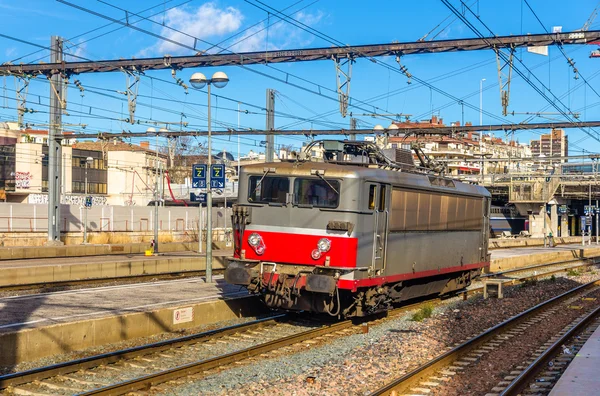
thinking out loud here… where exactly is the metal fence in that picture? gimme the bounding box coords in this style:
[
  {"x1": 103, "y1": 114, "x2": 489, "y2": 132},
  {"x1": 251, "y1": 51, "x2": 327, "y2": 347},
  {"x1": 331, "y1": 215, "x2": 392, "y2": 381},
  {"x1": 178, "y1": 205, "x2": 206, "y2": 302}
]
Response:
[{"x1": 0, "y1": 203, "x2": 232, "y2": 233}]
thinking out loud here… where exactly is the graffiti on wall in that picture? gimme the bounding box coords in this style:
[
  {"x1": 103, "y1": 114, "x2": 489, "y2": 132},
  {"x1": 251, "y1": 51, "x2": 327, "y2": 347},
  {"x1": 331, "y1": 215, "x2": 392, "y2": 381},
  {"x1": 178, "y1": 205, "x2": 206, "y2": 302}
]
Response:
[
  {"x1": 28, "y1": 194, "x2": 108, "y2": 206},
  {"x1": 64, "y1": 195, "x2": 108, "y2": 206},
  {"x1": 15, "y1": 172, "x2": 31, "y2": 189}
]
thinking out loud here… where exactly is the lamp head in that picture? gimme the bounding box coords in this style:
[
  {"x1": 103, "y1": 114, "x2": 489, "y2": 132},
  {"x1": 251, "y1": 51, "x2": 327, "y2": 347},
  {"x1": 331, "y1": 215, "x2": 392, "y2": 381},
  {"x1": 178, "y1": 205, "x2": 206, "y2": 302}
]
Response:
[
  {"x1": 189, "y1": 72, "x2": 208, "y2": 89},
  {"x1": 211, "y1": 71, "x2": 229, "y2": 88}
]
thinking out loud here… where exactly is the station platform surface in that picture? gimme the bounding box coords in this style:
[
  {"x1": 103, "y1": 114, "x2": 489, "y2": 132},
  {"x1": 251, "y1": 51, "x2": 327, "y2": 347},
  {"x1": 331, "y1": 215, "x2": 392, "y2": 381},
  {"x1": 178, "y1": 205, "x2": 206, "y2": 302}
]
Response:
[
  {"x1": 0, "y1": 250, "x2": 231, "y2": 287},
  {"x1": 0, "y1": 275, "x2": 263, "y2": 367},
  {"x1": 489, "y1": 243, "x2": 600, "y2": 272},
  {"x1": 0, "y1": 251, "x2": 225, "y2": 268},
  {"x1": 549, "y1": 323, "x2": 600, "y2": 395},
  {"x1": 0, "y1": 276, "x2": 242, "y2": 333},
  {"x1": 490, "y1": 243, "x2": 600, "y2": 259}
]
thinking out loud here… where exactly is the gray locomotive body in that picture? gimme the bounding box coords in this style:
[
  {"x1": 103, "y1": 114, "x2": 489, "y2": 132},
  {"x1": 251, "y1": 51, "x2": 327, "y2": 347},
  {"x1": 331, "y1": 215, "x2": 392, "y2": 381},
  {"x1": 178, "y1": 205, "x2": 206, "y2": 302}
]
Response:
[{"x1": 226, "y1": 159, "x2": 490, "y2": 317}]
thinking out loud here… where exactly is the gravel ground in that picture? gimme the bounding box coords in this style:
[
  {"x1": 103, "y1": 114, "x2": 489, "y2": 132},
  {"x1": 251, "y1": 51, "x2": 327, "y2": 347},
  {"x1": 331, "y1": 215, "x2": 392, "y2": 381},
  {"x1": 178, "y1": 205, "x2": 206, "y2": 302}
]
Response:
[{"x1": 158, "y1": 270, "x2": 600, "y2": 396}]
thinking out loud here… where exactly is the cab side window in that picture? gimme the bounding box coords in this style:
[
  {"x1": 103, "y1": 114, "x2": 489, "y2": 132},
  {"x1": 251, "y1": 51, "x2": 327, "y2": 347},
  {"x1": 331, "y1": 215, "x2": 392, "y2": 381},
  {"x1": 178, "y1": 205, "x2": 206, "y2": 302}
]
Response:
[{"x1": 368, "y1": 185, "x2": 376, "y2": 210}]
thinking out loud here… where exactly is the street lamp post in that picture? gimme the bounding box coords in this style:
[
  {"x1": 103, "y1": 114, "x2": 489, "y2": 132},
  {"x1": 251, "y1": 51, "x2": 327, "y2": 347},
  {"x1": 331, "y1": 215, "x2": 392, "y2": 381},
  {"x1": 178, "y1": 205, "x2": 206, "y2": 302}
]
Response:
[
  {"x1": 479, "y1": 78, "x2": 486, "y2": 183},
  {"x1": 190, "y1": 71, "x2": 229, "y2": 283},
  {"x1": 83, "y1": 156, "x2": 93, "y2": 244},
  {"x1": 479, "y1": 78, "x2": 486, "y2": 128}
]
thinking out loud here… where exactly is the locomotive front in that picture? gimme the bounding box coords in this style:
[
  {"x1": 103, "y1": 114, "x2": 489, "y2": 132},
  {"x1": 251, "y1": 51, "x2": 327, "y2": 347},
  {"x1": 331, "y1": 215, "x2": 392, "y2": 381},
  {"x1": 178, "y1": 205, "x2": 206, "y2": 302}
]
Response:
[{"x1": 225, "y1": 162, "x2": 360, "y2": 316}]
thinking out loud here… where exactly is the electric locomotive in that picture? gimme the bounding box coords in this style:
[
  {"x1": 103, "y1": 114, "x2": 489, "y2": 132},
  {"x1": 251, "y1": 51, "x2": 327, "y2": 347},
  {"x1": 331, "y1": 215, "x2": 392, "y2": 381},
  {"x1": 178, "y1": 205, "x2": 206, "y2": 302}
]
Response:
[{"x1": 225, "y1": 140, "x2": 491, "y2": 317}]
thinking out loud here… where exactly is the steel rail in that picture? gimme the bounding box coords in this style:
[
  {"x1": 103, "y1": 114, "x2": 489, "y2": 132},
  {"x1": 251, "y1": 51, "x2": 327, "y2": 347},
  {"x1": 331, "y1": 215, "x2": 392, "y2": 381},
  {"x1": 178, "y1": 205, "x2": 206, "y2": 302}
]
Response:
[
  {"x1": 0, "y1": 268, "x2": 224, "y2": 292},
  {"x1": 463, "y1": 262, "x2": 597, "y2": 299},
  {"x1": 79, "y1": 320, "x2": 356, "y2": 395},
  {"x1": 2, "y1": 30, "x2": 599, "y2": 75},
  {"x1": 0, "y1": 314, "x2": 286, "y2": 390},
  {"x1": 10, "y1": 300, "x2": 433, "y2": 394},
  {"x1": 369, "y1": 279, "x2": 600, "y2": 395},
  {"x1": 500, "y1": 304, "x2": 600, "y2": 396}
]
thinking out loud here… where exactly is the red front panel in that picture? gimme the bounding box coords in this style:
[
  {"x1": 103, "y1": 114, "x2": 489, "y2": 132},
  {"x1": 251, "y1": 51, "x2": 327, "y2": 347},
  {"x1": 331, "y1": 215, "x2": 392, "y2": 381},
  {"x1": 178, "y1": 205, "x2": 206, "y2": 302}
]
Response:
[{"x1": 242, "y1": 230, "x2": 358, "y2": 267}]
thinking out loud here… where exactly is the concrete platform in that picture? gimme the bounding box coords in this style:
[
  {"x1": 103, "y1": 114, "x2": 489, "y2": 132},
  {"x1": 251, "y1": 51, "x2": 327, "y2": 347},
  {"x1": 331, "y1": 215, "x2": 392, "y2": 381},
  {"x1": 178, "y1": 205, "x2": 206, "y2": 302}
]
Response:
[
  {"x1": 489, "y1": 244, "x2": 600, "y2": 272},
  {"x1": 489, "y1": 236, "x2": 584, "y2": 249},
  {"x1": 0, "y1": 276, "x2": 266, "y2": 368},
  {"x1": 0, "y1": 251, "x2": 230, "y2": 287},
  {"x1": 549, "y1": 323, "x2": 600, "y2": 395},
  {"x1": 0, "y1": 241, "x2": 203, "y2": 261}
]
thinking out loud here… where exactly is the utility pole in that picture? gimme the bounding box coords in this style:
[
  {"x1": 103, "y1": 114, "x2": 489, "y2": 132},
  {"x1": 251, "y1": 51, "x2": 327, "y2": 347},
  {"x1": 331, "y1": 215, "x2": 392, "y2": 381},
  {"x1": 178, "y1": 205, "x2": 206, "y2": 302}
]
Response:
[
  {"x1": 350, "y1": 117, "x2": 357, "y2": 141},
  {"x1": 47, "y1": 36, "x2": 64, "y2": 245},
  {"x1": 589, "y1": 184, "x2": 592, "y2": 246},
  {"x1": 543, "y1": 204, "x2": 547, "y2": 248},
  {"x1": 266, "y1": 89, "x2": 275, "y2": 162},
  {"x1": 153, "y1": 161, "x2": 160, "y2": 254}
]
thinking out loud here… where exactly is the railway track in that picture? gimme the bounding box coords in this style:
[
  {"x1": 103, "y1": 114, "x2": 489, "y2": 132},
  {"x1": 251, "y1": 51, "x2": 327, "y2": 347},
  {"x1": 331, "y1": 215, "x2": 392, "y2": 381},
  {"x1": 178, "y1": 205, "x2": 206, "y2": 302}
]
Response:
[
  {"x1": 0, "y1": 269, "x2": 225, "y2": 293},
  {"x1": 369, "y1": 279, "x2": 600, "y2": 396},
  {"x1": 460, "y1": 257, "x2": 600, "y2": 299},
  {"x1": 0, "y1": 300, "x2": 432, "y2": 395},
  {"x1": 1, "y1": 259, "x2": 597, "y2": 395},
  {"x1": 2, "y1": 255, "x2": 595, "y2": 295},
  {"x1": 497, "y1": 306, "x2": 600, "y2": 395}
]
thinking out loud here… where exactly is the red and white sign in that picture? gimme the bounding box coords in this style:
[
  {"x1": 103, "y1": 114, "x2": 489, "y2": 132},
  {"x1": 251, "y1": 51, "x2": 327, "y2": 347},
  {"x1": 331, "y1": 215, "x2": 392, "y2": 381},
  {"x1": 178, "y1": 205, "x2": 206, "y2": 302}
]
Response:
[
  {"x1": 173, "y1": 307, "x2": 194, "y2": 324},
  {"x1": 15, "y1": 172, "x2": 31, "y2": 189}
]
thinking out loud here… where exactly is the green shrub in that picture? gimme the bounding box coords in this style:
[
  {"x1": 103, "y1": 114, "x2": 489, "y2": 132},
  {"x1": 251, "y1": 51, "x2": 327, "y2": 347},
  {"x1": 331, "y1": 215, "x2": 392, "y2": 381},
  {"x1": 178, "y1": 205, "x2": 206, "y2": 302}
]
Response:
[
  {"x1": 520, "y1": 277, "x2": 538, "y2": 287},
  {"x1": 411, "y1": 304, "x2": 434, "y2": 322},
  {"x1": 567, "y1": 269, "x2": 581, "y2": 277}
]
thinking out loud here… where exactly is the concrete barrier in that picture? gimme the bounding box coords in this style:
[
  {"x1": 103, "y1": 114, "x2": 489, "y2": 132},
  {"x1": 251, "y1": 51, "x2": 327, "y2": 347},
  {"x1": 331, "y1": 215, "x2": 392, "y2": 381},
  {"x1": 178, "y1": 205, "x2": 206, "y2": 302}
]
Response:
[
  {"x1": 489, "y1": 236, "x2": 584, "y2": 249},
  {"x1": 0, "y1": 295, "x2": 266, "y2": 367},
  {"x1": 0, "y1": 240, "x2": 230, "y2": 261},
  {"x1": 490, "y1": 246, "x2": 600, "y2": 272},
  {"x1": 0, "y1": 255, "x2": 228, "y2": 287}
]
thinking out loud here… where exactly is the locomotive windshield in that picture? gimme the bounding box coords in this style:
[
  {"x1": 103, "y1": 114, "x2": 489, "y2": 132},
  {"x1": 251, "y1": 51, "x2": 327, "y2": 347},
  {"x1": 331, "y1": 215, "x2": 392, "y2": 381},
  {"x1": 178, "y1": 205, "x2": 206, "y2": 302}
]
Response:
[
  {"x1": 248, "y1": 176, "x2": 289, "y2": 204},
  {"x1": 294, "y1": 178, "x2": 340, "y2": 208}
]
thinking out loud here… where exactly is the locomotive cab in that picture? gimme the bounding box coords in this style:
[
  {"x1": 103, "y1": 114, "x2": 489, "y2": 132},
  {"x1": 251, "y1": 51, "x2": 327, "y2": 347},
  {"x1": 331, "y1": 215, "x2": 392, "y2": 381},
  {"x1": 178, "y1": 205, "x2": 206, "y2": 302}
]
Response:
[{"x1": 227, "y1": 162, "x2": 362, "y2": 316}]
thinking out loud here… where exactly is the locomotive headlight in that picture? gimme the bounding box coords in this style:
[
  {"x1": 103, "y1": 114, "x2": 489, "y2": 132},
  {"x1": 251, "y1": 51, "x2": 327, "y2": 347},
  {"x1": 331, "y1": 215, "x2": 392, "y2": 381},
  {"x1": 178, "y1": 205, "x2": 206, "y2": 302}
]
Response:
[
  {"x1": 248, "y1": 233, "x2": 261, "y2": 247},
  {"x1": 317, "y1": 238, "x2": 331, "y2": 252},
  {"x1": 311, "y1": 249, "x2": 322, "y2": 260},
  {"x1": 247, "y1": 233, "x2": 265, "y2": 256}
]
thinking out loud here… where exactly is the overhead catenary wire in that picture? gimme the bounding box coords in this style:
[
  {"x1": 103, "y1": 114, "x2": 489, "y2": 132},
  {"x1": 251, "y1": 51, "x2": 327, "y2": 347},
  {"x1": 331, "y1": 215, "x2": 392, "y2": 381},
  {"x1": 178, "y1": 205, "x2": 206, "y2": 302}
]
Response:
[
  {"x1": 441, "y1": 0, "x2": 600, "y2": 144},
  {"x1": 57, "y1": 0, "x2": 401, "y2": 125}
]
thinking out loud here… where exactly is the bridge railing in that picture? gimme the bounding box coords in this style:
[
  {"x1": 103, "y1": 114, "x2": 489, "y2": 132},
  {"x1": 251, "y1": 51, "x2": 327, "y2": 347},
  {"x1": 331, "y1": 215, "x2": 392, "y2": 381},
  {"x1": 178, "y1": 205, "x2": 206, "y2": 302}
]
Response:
[{"x1": 509, "y1": 174, "x2": 560, "y2": 203}]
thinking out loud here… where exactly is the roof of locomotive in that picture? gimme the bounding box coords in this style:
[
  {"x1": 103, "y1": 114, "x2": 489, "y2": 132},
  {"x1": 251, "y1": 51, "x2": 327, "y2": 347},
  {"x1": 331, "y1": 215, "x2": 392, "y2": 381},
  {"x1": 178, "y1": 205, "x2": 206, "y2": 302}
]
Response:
[{"x1": 241, "y1": 161, "x2": 490, "y2": 197}]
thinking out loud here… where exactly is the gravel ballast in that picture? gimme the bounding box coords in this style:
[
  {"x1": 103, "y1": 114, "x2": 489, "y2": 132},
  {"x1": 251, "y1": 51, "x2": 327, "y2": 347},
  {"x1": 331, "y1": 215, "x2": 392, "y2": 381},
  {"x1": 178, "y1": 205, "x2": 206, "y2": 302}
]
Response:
[{"x1": 160, "y1": 272, "x2": 600, "y2": 395}]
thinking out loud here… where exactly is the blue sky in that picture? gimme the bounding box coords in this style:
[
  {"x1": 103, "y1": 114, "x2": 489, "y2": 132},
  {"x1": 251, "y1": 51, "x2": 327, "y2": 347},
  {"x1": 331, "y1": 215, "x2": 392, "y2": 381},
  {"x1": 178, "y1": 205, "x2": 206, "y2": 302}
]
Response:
[{"x1": 1, "y1": 0, "x2": 600, "y2": 157}]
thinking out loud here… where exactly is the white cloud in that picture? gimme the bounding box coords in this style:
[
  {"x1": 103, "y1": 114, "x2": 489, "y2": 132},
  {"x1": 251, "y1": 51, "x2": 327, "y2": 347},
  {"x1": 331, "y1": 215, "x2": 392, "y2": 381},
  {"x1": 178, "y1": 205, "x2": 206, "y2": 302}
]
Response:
[
  {"x1": 64, "y1": 39, "x2": 88, "y2": 61},
  {"x1": 229, "y1": 24, "x2": 267, "y2": 53},
  {"x1": 228, "y1": 10, "x2": 325, "y2": 53},
  {"x1": 296, "y1": 10, "x2": 324, "y2": 26},
  {"x1": 149, "y1": 3, "x2": 243, "y2": 55},
  {"x1": 139, "y1": 3, "x2": 325, "y2": 57},
  {"x1": 5, "y1": 47, "x2": 16, "y2": 58}
]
